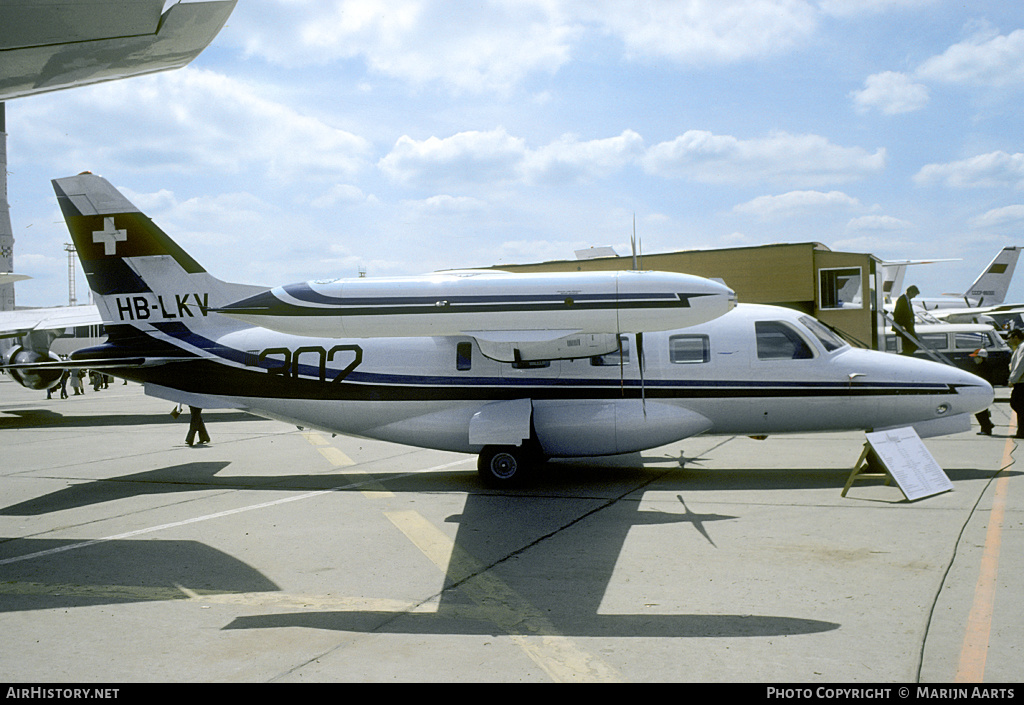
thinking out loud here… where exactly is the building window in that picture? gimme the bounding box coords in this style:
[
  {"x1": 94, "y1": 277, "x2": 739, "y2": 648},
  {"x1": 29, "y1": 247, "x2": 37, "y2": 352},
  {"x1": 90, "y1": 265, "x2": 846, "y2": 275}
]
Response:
[{"x1": 819, "y1": 267, "x2": 863, "y2": 310}]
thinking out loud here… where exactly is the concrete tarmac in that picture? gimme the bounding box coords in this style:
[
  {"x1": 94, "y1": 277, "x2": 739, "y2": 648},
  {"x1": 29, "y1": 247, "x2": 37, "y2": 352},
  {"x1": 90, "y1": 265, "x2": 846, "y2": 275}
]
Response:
[{"x1": 0, "y1": 375, "x2": 1020, "y2": 683}]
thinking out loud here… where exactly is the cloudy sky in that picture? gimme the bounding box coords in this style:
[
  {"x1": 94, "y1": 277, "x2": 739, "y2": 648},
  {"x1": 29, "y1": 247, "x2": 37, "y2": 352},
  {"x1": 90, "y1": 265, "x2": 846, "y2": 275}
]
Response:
[{"x1": 6, "y1": 0, "x2": 1024, "y2": 307}]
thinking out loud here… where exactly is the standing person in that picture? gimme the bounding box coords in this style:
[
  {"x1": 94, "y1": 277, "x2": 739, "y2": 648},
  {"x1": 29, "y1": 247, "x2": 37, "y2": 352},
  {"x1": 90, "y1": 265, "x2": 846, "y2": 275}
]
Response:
[
  {"x1": 971, "y1": 349, "x2": 995, "y2": 435},
  {"x1": 186, "y1": 406, "x2": 210, "y2": 446},
  {"x1": 70, "y1": 369, "x2": 83, "y2": 395},
  {"x1": 59, "y1": 368, "x2": 69, "y2": 399},
  {"x1": 893, "y1": 285, "x2": 920, "y2": 356},
  {"x1": 1007, "y1": 329, "x2": 1024, "y2": 438}
]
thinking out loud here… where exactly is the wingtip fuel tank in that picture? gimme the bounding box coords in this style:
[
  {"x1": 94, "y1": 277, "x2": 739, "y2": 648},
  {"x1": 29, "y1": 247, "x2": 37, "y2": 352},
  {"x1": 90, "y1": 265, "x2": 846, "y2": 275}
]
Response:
[{"x1": 215, "y1": 269, "x2": 737, "y2": 340}]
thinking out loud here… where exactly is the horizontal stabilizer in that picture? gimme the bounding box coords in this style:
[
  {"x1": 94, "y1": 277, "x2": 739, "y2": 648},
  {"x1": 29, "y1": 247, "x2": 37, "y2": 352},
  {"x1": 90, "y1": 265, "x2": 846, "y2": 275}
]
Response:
[{"x1": 0, "y1": 355, "x2": 196, "y2": 372}]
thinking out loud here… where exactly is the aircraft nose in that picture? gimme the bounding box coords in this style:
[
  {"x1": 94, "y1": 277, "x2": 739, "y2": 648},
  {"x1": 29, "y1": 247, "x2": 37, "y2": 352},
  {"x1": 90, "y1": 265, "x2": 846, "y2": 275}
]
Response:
[{"x1": 943, "y1": 363, "x2": 994, "y2": 415}]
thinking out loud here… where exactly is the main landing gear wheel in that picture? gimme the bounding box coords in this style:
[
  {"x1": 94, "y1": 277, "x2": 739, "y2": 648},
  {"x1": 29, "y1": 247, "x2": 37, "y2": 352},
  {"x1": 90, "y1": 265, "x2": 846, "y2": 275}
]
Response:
[{"x1": 477, "y1": 445, "x2": 535, "y2": 487}]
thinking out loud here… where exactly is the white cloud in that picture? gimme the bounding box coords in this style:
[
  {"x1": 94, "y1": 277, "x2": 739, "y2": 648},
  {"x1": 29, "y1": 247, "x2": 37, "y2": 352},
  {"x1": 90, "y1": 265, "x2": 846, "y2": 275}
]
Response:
[
  {"x1": 378, "y1": 128, "x2": 645, "y2": 188},
  {"x1": 734, "y1": 190, "x2": 861, "y2": 218},
  {"x1": 846, "y1": 214, "x2": 913, "y2": 231},
  {"x1": 522, "y1": 130, "x2": 644, "y2": 183},
  {"x1": 378, "y1": 128, "x2": 526, "y2": 187},
  {"x1": 970, "y1": 204, "x2": 1024, "y2": 229},
  {"x1": 851, "y1": 71, "x2": 930, "y2": 115},
  {"x1": 914, "y1": 151, "x2": 1024, "y2": 189},
  {"x1": 231, "y1": 0, "x2": 578, "y2": 93},
  {"x1": 228, "y1": 0, "x2": 944, "y2": 95},
  {"x1": 567, "y1": 0, "x2": 819, "y2": 64},
  {"x1": 408, "y1": 194, "x2": 488, "y2": 213},
  {"x1": 643, "y1": 131, "x2": 886, "y2": 187},
  {"x1": 817, "y1": 0, "x2": 937, "y2": 17},
  {"x1": 309, "y1": 184, "x2": 368, "y2": 209},
  {"x1": 916, "y1": 28, "x2": 1024, "y2": 88},
  {"x1": 16, "y1": 68, "x2": 373, "y2": 183}
]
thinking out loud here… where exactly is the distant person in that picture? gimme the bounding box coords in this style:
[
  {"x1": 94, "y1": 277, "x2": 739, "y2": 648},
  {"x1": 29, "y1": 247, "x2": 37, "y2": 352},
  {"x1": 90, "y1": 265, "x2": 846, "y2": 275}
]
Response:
[
  {"x1": 59, "y1": 369, "x2": 69, "y2": 399},
  {"x1": 1007, "y1": 329, "x2": 1024, "y2": 438},
  {"x1": 970, "y1": 349, "x2": 995, "y2": 435},
  {"x1": 186, "y1": 406, "x2": 210, "y2": 447},
  {"x1": 70, "y1": 369, "x2": 83, "y2": 395},
  {"x1": 893, "y1": 285, "x2": 920, "y2": 356}
]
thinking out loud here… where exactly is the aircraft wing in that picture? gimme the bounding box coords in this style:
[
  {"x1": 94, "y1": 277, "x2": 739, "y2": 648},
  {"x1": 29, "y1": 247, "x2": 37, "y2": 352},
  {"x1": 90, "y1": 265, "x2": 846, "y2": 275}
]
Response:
[
  {"x1": 0, "y1": 0, "x2": 237, "y2": 101},
  {"x1": 0, "y1": 304, "x2": 102, "y2": 339},
  {"x1": 0, "y1": 273, "x2": 31, "y2": 285},
  {"x1": 928, "y1": 303, "x2": 1024, "y2": 321}
]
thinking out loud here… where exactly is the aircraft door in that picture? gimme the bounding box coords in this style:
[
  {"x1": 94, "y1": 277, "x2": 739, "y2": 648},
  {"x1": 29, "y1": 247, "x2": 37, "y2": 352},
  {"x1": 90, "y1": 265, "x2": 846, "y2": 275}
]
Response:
[{"x1": 749, "y1": 319, "x2": 877, "y2": 433}]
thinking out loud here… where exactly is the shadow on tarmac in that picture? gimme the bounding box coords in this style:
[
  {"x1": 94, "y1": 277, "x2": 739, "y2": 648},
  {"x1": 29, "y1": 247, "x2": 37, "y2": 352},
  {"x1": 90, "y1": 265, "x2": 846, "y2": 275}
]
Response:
[
  {"x1": 0, "y1": 408, "x2": 258, "y2": 429},
  {"x1": 3, "y1": 454, "x2": 1017, "y2": 516},
  {"x1": 0, "y1": 537, "x2": 279, "y2": 613},
  {"x1": 0, "y1": 458, "x2": 845, "y2": 640}
]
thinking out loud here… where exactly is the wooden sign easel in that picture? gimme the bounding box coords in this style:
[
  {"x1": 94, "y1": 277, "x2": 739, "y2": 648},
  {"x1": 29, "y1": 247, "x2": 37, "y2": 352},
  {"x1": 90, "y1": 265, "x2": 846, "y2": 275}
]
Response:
[{"x1": 842, "y1": 427, "x2": 953, "y2": 501}]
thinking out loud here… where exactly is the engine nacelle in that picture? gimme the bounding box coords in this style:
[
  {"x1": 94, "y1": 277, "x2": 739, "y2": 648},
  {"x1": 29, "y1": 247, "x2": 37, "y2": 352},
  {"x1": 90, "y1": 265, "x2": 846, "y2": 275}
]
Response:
[
  {"x1": 532, "y1": 400, "x2": 714, "y2": 457},
  {"x1": 3, "y1": 346, "x2": 63, "y2": 390}
]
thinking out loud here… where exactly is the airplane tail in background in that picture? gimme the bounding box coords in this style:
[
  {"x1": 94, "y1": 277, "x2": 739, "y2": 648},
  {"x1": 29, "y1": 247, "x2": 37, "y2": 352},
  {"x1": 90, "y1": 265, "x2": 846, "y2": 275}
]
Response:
[
  {"x1": 962, "y1": 246, "x2": 1021, "y2": 306},
  {"x1": 52, "y1": 172, "x2": 265, "y2": 336}
]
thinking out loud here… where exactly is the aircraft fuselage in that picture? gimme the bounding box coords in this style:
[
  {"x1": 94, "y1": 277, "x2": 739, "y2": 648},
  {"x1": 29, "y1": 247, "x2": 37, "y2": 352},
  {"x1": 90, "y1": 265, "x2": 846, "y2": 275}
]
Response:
[{"x1": 125, "y1": 303, "x2": 993, "y2": 459}]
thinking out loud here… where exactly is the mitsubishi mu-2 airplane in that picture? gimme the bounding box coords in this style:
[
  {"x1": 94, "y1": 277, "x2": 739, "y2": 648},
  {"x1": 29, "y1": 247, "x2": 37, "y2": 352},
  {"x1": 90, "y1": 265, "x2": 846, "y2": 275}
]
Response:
[{"x1": 3, "y1": 173, "x2": 995, "y2": 486}]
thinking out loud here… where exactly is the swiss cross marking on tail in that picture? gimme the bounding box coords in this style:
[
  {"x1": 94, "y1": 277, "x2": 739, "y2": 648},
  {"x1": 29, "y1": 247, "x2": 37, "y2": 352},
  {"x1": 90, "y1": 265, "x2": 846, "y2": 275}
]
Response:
[{"x1": 93, "y1": 217, "x2": 127, "y2": 255}]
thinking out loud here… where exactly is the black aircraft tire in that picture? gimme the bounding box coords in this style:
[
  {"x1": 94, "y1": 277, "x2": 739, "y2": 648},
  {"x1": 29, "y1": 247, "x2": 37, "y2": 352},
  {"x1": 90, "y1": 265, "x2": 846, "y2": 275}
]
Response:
[{"x1": 477, "y1": 445, "x2": 533, "y2": 487}]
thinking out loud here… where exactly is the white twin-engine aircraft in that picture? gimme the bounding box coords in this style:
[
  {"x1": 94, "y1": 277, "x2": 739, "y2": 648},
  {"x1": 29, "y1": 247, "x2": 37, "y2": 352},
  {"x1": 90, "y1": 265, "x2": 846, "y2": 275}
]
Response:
[{"x1": 8, "y1": 173, "x2": 994, "y2": 486}]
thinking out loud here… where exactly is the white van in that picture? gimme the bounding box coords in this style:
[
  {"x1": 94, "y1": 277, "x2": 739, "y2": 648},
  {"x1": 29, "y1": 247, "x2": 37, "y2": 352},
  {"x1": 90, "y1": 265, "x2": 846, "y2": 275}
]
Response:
[{"x1": 885, "y1": 322, "x2": 1010, "y2": 385}]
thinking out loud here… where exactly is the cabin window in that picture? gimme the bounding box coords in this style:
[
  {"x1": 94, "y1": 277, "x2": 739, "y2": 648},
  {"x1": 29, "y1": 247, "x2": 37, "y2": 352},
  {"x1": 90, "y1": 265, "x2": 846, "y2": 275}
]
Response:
[
  {"x1": 755, "y1": 321, "x2": 814, "y2": 360},
  {"x1": 819, "y1": 267, "x2": 863, "y2": 310},
  {"x1": 669, "y1": 335, "x2": 710, "y2": 364},
  {"x1": 799, "y1": 315, "x2": 846, "y2": 352},
  {"x1": 591, "y1": 336, "x2": 629, "y2": 366},
  {"x1": 456, "y1": 342, "x2": 472, "y2": 371}
]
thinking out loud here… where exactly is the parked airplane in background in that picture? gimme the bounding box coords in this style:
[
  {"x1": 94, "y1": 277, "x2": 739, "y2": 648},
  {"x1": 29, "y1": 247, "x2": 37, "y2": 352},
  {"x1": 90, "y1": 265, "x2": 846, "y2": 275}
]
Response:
[
  {"x1": 3, "y1": 173, "x2": 995, "y2": 485},
  {"x1": 904, "y1": 247, "x2": 1024, "y2": 332},
  {"x1": 880, "y1": 257, "x2": 960, "y2": 304},
  {"x1": 913, "y1": 246, "x2": 1021, "y2": 311},
  {"x1": 0, "y1": 303, "x2": 103, "y2": 389}
]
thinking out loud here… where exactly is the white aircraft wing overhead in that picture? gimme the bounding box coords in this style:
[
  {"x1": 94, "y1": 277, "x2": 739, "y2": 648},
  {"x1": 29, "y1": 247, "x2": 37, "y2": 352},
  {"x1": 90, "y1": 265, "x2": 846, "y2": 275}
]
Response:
[
  {"x1": 0, "y1": 0, "x2": 237, "y2": 101},
  {"x1": 0, "y1": 304, "x2": 102, "y2": 339},
  {"x1": 0, "y1": 273, "x2": 31, "y2": 285}
]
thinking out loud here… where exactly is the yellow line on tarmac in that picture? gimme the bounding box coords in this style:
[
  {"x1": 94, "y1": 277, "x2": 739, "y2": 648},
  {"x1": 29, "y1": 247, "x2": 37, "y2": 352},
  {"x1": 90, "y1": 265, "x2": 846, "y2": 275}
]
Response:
[
  {"x1": 384, "y1": 509, "x2": 623, "y2": 683},
  {"x1": 301, "y1": 431, "x2": 393, "y2": 498},
  {"x1": 954, "y1": 427, "x2": 1014, "y2": 682},
  {"x1": 300, "y1": 434, "x2": 618, "y2": 681},
  {"x1": 0, "y1": 580, "x2": 435, "y2": 614}
]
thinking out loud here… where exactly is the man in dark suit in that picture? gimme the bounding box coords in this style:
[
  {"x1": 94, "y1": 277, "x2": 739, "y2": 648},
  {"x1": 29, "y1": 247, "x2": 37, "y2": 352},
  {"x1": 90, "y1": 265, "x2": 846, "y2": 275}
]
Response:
[{"x1": 893, "y1": 285, "x2": 920, "y2": 356}]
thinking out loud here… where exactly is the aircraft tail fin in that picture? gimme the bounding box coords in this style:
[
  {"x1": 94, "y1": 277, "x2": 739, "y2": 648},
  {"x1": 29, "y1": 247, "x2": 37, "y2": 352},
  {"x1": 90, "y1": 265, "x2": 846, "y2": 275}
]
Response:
[
  {"x1": 963, "y1": 246, "x2": 1021, "y2": 306},
  {"x1": 52, "y1": 172, "x2": 265, "y2": 334}
]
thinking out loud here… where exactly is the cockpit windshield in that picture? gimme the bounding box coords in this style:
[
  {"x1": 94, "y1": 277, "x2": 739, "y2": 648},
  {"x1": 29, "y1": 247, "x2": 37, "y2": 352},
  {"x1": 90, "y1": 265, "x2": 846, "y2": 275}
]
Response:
[{"x1": 799, "y1": 315, "x2": 848, "y2": 353}]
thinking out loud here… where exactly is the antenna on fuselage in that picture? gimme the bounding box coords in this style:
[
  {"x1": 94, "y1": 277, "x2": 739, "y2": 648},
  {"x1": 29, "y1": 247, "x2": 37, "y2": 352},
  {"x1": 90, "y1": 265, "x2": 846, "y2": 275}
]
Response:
[{"x1": 628, "y1": 213, "x2": 646, "y2": 416}]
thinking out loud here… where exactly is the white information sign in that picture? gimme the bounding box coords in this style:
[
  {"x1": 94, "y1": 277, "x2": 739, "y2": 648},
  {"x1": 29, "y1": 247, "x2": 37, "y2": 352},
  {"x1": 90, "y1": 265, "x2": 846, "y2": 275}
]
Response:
[{"x1": 864, "y1": 427, "x2": 953, "y2": 501}]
